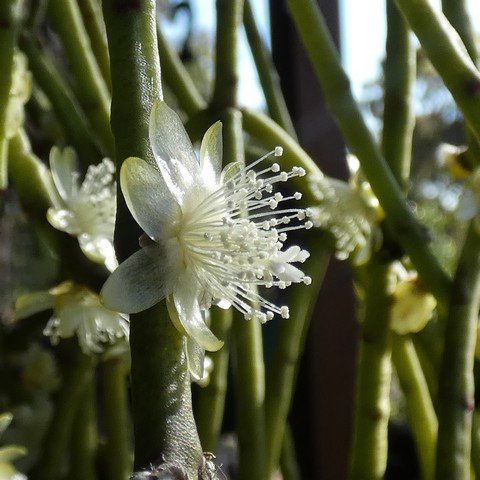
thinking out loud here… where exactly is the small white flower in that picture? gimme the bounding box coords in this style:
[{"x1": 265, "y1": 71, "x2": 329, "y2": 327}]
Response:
[
  {"x1": 47, "y1": 147, "x2": 118, "y2": 271},
  {"x1": 14, "y1": 282, "x2": 129, "y2": 355},
  {"x1": 308, "y1": 171, "x2": 381, "y2": 265},
  {"x1": 101, "y1": 100, "x2": 311, "y2": 353}
]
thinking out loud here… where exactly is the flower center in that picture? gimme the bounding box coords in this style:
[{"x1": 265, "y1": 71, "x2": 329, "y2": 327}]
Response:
[{"x1": 175, "y1": 148, "x2": 312, "y2": 323}]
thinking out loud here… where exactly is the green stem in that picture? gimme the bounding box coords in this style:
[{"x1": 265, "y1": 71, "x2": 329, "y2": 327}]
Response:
[
  {"x1": 8, "y1": 130, "x2": 55, "y2": 215},
  {"x1": 211, "y1": 0, "x2": 244, "y2": 110},
  {"x1": 435, "y1": 223, "x2": 480, "y2": 480},
  {"x1": 224, "y1": 108, "x2": 267, "y2": 480},
  {"x1": 243, "y1": 0, "x2": 296, "y2": 138},
  {"x1": 67, "y1": 375, "x2": 97, "y2": 480},
  {"x1": 279, "y1": 426, "x2": 301, "y2": 480},
  {"x1": 0, "y1": 0, "x2": 23, "y2": 190},
  {"x1": 32, "y1": 350, "x2": 92, "y2": 480},
  {"x1": 231, "y1": 311, "x2": 267, "y2": 480},
  {"x1": 441, "y1": 0, "x2": 477, "y2": 64},
  {"x1": 441, "y1": 0, "x2": 480, "y2": 167},
  {"x1": 394, "y1": 0, "x2": 480, "y2": 144},
  {"x1": 392, "y1": 335, "x2": 437, "y2": 480},
  {"x1": 157, "y1": 25, "x2": 206, "y2": 116},
  {"x1": 196, "y1": 308, "x2": 232, "y2": 452},
  {"x1": 20, "y1": 35, "x2": 102, "y2": 163},
  {"x1": 101, "y1": 356, "x2": 132, "y2": 480},
  {"x1": 349, "y1": 259, "x2": 392, "y2": 480},
  {"x1": 382, "y1": 0, "x2": 415, "y2": 190},
  {"x1": 103, "y1": 1, "x2": 202, "y2": 476},
  {"x1": 284, "y1": 0, "x2": 451, "y2": 306},
  {"x1": 265, "y1": 239, "x2": 330, "y2": 474},
  {"x1": 77, "y1": 0, "x2": 112, "y2": 91},
  {"x1": 47, "y1": 0, "x2": 114, "y2": 155}
]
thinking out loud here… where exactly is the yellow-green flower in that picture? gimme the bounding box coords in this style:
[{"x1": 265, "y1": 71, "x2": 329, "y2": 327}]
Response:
[
  {"x1": 15, "y1": 282, "x2": 129, "y2": 355},
  {"x1": 390, "y1": 264, "x2": 436, "y2": 335},
  {"x1": 0, "y1": 413, "x2": 27, "y2": 480},
  {"x1": 101, "y1": 100, "x2": 311, "y2": 355},
  {"x1": 47, "y1": 147, "x2": 117, "y2": 271}
]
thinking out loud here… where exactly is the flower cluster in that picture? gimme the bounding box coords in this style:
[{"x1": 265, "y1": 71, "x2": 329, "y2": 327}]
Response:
[
  {"x1": 15, "y1": 282, "x2": 129, "y2": 355},
  {"x1": 48, "y1": 147, "x2": 118, "y2": 271},
  {"x1": 308, "y1": 155, "x2": 382, "y2": 265},
  {"x1": 101, "y1": 100, "x2": 312, "y2": 356}
]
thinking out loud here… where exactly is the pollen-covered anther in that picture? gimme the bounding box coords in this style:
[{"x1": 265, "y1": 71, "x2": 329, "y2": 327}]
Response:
[
  {"x1": 280, "y1": 306, "x2": 290, "y2": 318},
  {"x1": 275, "y1": 146, "x2": 284, "y2": 157},
  {"x1": 303, "y1": 276, "x2": 312, "y2": 285}
]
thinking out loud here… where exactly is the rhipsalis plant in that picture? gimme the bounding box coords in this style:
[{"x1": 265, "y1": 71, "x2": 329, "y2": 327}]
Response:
[{"x1": 3, "y1": 1, "x2": 480, "y2": 479}]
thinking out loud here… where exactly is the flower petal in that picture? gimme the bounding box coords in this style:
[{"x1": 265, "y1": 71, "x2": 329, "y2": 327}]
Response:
[
  {"x1": 120, "y1": 157, "x2": 181, "y2": 241},
  {"x1": 171, "y1": 273, "x2": 223, "y2": 351},
  {"x1": 184, "y1": 336, "x2": 205, "y2": 382},
  {"x1": 149, "y1": 100, "x2": 200, "y2": 204},
  {"x1": 101, "y1": 246, "x2": 167, "y2": 314},
  {"x1": 14, "y1": 292, "x2": 54, "y2": 321},
  {"x1": 49, "y1": 146, "x2": 78, "y2": 203},
  {"x1": 47, "y1": 208, "x2": 80, "y2": 235},
  {"x1": 200, "y1": 121, "x2": 222, "y2": 187}
]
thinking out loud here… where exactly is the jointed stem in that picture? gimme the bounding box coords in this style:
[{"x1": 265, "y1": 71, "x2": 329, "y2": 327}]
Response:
[
  {"x1": 47, "y1": 0, "x2": 114, "y2": 155},
  {"x1": 103, "y1": 1, "x2": 202, "y2": 476},
  {"x1": 101, "y1": 356, "x2": 131, "y2": 480},
  {"x1": 265, "y1": 239, "x2": 330, "y2": 475},
  {"x1": 285, "y1": 0, "x2": 451, "y2": 306},
  {"x1": 435, "y1": 224, "x2": 480, "y2": 480},
  {"x1": 196, "y1": 308, "x2": 232, "y2": 452}
]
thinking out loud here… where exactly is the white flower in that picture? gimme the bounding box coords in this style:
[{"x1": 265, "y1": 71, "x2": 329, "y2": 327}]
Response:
[
  {"x1": 47, "y1": 147, "x2": 118, "y2": 271},
  {"x1": 14, "y1": 282, "x2": 129, "y2": 355},
  {"x1": 0, "y1": 413, "x2": 27, "y2": 480},
  {"x1": 101, "y1": 100, "x2": 311, "y2": 353},
  {"x1": 308, "y1": 154, "x2": 382, "y2": 265}
]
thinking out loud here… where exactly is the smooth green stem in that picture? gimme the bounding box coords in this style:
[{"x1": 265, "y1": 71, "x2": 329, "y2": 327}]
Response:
[
  {"x1": 394, "y1": 0, "x2": 480, "y2": 145},
  {"x1": 33, "y1": 351, "x2": 92, "y2": 480},
  {"x1": 284, "y1": 0, "x2": 451, "y2": 307},
  {"x1": 8, "y1": 130, "x2": 55, "y2": 215},
  {"x1": 243, "y1": 0, "x2": 296, "y2": 138},
  {"x1": 211, "y1": 0, "x2": 244, "y2": 110},
  {"x1": 279, "y1": 426, "x2": 301, "y2": 480},
  {"x1": 78, "y1": 0, "x2": 112, "y2": 91},
  {"x1": 103, "y1": 2, "x2": 202, "y2": 476},
  {"x1": 441, "y1": 0, "x2": 477, "y2": 64},
  {"x1": 349, "y1": 259, "x2": 392, "y2": 480},
  {"x1": 47, "y1": 0, "x2": 114, "y2": 155},
  {"x1": 0, "y1": 0, "x2": 23, "y2": 190},
  {"x1": 196, "y1": 308, "x2": 232, "y2": 452},
  {"x1": 265, "y1": 240, "x2": 330, "y2": 474},
  {"x1": 383, "y1": 0, "x2": 415, "y2": 190},
  {"x1": 441, "y1": 0, "x2": 480, "y2": 167},
  {"x1": 68, "y1": 375, "x2": 97, "y2": 480},
  {"x1": 392, "y1": 335, "x2": 437, "y2": 480},
  {"x1": 157, "y1": 25, "x2": 206, "y2": 116},
  {"x1": 20, "y1": 36, "x2": 103, "y2": 163},
  {"x1": 231, "y1": 312, "x2": 267, "y2": 480},
  {"x1": 101, "y1": 357, "x2": 132, "y2": 480},
  {"x1": 435, "y1": 224, "x2": 480, "y2": 480}
]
